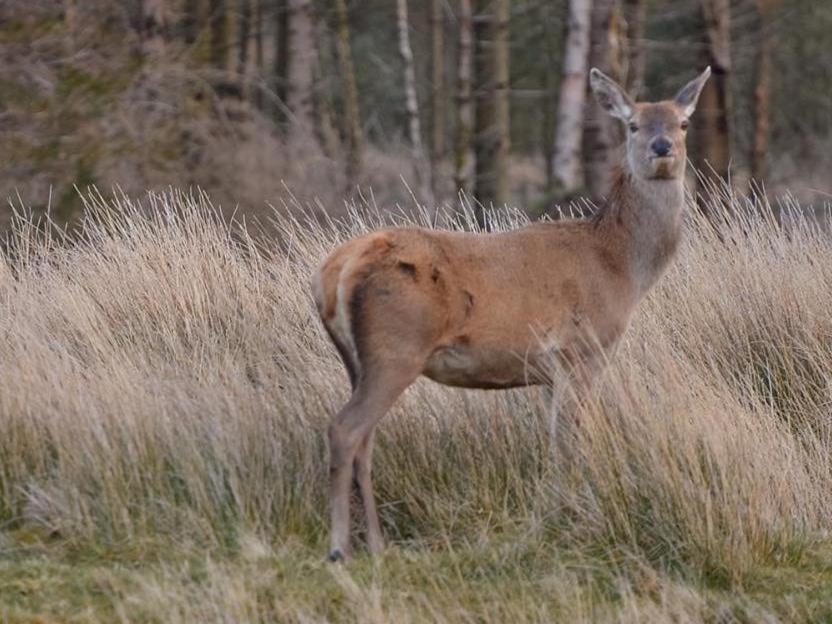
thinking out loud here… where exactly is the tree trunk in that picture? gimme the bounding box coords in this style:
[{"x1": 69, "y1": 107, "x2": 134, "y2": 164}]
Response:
[
  {"x1": 286, "y1": 0, "x2": 317, "y2": 135},
  {"x1": 473, "y1": 0, "x2": 510, "y2": 225},
  {"x1": 254, "y1": 0, "x2": 263, "y2": 70},
  {"x1": 454, "y1": 0, "x2": 475, "y2": 199},
  {"x1": 182, "y1": 0, "x2": 201, "y2": 45},
  {"x1": 431, "y1": 0, "x2": 446, "y2": 164},
  {"x1": 698, "y1": 0, "x2": 732, "y2": 183},
  {"x1": 253, "y1": 0, "x2": 263, "y2": 108},
  {"x1": 314, "y1": 10, "x2": 341, "y2": 159},
  {"x1": 334, "y1": 0, "x2": 363, "y2": 186},
  {"x1": 623, "y1": 0, "x2": 646, "y2": 98},
  {"x1": 397, "y1": 0, "x2": 432, "y2": 203},
  {"x1": 552, "y1": 0, "x2": 592, "y2": 194},
  {"x1": 583, "y1": 0, "x2": 625, "y2": 199},
  {"x1": 398, "y1": 0, "x2": 424, "y2": 157},
  {"x1": 209, "y1": 0, "x2": 228, "y2": 69},
  {"x1": 540, "y1": 1, "x2": 559, "y2": 196},
  {"x1": 751, "y1": 0, "x2": 779, "y2": 183},
  {"x1": 274, "y1": 0, "x2": 289, "y2": 124},
  {"x1": 238, "y1": 0, "x2": 251, "y2": 79}
]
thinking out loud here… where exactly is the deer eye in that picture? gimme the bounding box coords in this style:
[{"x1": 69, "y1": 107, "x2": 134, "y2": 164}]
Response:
[
  {"x1": 628, "y1": 122, "x2": 639, "y2": 134},
  {"x1": 680, "y1": 119, "x2": 689, "y2": 131}
]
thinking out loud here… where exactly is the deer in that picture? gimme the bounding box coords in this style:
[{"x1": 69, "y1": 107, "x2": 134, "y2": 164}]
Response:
[{"x1": 311, "y1": 66, "x2": 711, "y2": 562}]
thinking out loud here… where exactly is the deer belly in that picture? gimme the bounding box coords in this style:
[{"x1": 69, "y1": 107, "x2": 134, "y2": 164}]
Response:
[{"x1": 422, "y1": 344, "x2": 536, "y2": 389}]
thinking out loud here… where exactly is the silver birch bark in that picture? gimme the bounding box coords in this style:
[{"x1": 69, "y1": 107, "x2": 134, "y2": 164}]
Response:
[
  {"x1": 454, "y1": 0, "x2": 474, "y2": 198},
  {"x1": 552, "y1": 0, "x2": 592, "y2": 193}
]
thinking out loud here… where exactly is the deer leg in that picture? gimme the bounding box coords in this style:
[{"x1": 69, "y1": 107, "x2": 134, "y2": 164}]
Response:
[
  {"x1": 353, "y1": 429, "x2": 384, "y2": 554},
  {"x1": 547, "y1": 377, "x2": 577, "y2": 462},
  {"x1": 549, "y1": 358, "x2": 604, "y2": 462},
  {"x1": 328, "y1": 402, "x2": 360, "y2": 562},
  {"x1": 550, "y1": 389, "x2": 580, "y2": 463},
  {"x1": 328, "y1": 363, "x2": 422, "y2": 562}
]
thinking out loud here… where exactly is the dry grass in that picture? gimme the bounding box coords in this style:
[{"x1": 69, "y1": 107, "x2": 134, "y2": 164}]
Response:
[{"x1": 1, "y1": 188, "x2": 832, "y2": 622}]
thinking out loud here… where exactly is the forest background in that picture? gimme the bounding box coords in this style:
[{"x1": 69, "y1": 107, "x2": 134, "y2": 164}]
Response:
[{"x1": 2, "y1": 0, "x2": 829, "y2": 229}]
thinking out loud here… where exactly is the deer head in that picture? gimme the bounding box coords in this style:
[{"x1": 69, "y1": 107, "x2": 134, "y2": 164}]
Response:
[{"x1": 590, "y1": 67, "x2": 711, "y2": 181}]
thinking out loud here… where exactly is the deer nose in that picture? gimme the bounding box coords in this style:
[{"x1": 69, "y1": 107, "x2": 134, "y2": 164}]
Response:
[{"x1": 651, "y1": 137, "x2": 673, "y2": 157}]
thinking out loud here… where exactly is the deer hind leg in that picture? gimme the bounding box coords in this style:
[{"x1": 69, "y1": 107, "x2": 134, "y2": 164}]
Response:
[
  {"x1": 328, "y1": 360, "x2": 423, "y2": 562},
  {"x1": 353, "y1": 428, "x2": 383, "y2": 553}
]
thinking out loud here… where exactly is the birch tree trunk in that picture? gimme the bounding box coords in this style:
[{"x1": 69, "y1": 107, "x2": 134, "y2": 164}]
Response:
[
  {"x1": 398, "y1": 0, "x2": 425, "y2": 159},
  {"x1": 473, "y1": 0, "x2": 510, "y2": 225},
  {"x1": 552, "y1": 0, "x2": 592, "y2": 194},
  {"x1": 583, "y1": 0, "x2": 624, "y2": 198},
  {"x1": 397, "y1": 0, "x2": 432, "y2": 203},
  {"x1": 454, "y1": 0, "x2": 475, "y2": 198},
  {"x1": 334, "y1": 0, "x2": 363, "y2": 186},
  {"x1": 698, "y1": 0, "x2": 732, "y2": 183}
]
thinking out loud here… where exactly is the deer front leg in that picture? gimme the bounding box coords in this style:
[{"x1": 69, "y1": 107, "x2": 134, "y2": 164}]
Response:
[
  {"x1": 547, "y1": 357, "x2": 604, "y2": 462},
  {"x1": 546, "y1": 379, "x2": 578, "y2": 463}
]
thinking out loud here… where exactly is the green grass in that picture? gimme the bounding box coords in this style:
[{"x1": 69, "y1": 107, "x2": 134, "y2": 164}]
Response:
[{"x1": 2, "y1": 536, "x2": 832, "y2": 622}]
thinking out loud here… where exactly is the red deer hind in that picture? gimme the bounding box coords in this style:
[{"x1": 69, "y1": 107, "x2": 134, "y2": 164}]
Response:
[{"x1": 312, "y1": 67, "x2": 711, "y2": 561}]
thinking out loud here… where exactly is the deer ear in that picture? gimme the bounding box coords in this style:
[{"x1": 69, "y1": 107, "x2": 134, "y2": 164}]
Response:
[
  {"x1": 674, "y1": 66, "x2": 711, "y2": 118},
  {"x1": 589, "y1": 68, "x2": 634, "y2": 122}
]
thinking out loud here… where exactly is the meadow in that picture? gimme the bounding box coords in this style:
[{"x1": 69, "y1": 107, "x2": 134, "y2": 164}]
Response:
[{"x1": 1, "y1": 188, "x2": 831, "y2": 622}]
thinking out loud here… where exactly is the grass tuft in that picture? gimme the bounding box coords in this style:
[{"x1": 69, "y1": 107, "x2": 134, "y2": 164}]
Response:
[{"x1": 1, "y1": 188, "x2": 831, "y2": 620}]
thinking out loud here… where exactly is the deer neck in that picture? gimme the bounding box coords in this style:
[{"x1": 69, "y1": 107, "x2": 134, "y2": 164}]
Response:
[{"x1": 596, "y1": 165, "x2": 686, "y2": 297}]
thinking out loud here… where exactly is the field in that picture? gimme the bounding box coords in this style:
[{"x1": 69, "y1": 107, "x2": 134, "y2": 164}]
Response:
[{"x1": 1, "y1": 189, "x2": 832, "y2": 622}]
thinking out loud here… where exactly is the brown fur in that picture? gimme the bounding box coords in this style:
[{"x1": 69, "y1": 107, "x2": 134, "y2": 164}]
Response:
[{"x1": 312, "y1": 67, "x2": 711, "y2": 561}]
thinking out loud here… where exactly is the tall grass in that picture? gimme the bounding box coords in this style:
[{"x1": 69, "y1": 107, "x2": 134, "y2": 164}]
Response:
[{"x1": 1, "y1": 188, "x2": 831, "y2": 620}]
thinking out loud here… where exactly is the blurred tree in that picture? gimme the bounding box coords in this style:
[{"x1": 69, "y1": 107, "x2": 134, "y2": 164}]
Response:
[
  {"x1": 253, "y1": 0, "x2": 264, "y2": 108},
  {"x1": 209, "y1": 0, "x2": 228, "y2": 69},
  {"x1": 698, "y1": 0, "x2": 732, "y2": 184},
  {"x1": 539, "y1": 0, "x2": 562, "y2": 196},
  {"x1": 286, "y1": 0, "x2": 317, "y2": 134},
  {"x1": 623, "y1": 0, "x2": 645, "y2": 98},
  {"x1": 583, "y1": 0, "x2": 625, "y2": 198},
  {"x1": 751, "y1": 0, "x2": 780, "y2": 183},
  {"x1": 431, "y1": 0, "x2": 446, "y2": 166},
  {"x1": 454, "y1": 0, "x2": 475, "y2": 199},
  {"x1": 238, "y1": 0, "x2": 251, "y2": 78},
  {"x1": 334, "y1": 0, "x2": 363, "y2": 186},
  {"x1": 552, "y1": 0, "x2": 591, "y2": 194},
  {"x1": 397, "y1": 0, "x2": 432, "y2": 202},
  {"x1": 274, "y1": 0, "x2": 289, "y2": 123},
  {"x1": 182, "y1": 0, "x2": 202, "y2": 45},
  {"x1": 473, "y1": 0, "x2": 510, "y2": 224}
]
